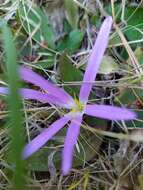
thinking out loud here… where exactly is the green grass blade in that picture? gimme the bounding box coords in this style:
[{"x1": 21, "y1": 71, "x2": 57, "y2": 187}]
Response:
[{"x1": 2, "y1": 23, "x2": 25, "y2": 190}]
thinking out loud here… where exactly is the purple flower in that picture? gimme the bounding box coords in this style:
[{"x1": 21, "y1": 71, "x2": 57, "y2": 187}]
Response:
[{"x1": 0, "y1": 17, "x2": 136, "y2": 175}]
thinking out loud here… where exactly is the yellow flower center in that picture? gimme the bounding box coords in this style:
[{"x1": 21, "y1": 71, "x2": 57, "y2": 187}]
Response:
[{"x1": 71, "y1": 98, "x2": 85, "y2": 113}]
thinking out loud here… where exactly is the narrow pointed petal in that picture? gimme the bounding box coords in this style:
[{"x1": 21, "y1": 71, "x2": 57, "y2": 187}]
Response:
[
  {"x1": 20, "y1": 89, "x2": 69, "y2": 107},
  {"x1": 0, "y1": 87, "x2": 68, "y2": 107},
  {"x1": 19, "y1": 66, "x2": 75, "y2": 107},
  {"x1": 62, "y1": 114, "x2": 82, "y2": 175},
  {"x1": 23, "y1": 113, "x2": 71, "y2": 159},
  {"x1": 0, "y1": 87, "x2": 8, "y2": 94},
  {"x1": 79, "y1": 17, "x2": 113, "y2": 103},
  {"x1": 85, "y1": 104, "x2": 137, "y2": 120}
]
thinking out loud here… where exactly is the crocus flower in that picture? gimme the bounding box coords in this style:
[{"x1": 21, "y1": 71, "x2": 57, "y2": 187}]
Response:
[{"x1": 0, "y1": 16, "x2": 136, "y2": 175}]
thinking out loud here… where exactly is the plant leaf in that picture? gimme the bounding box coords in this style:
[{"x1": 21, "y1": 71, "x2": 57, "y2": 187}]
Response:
[
  {"x1": 64, "y1": 0, "x2": 79, "y2": 29},
  {"x1": 2, "y1": 22, "x2": 25, "y2": 190},
  {"x1": 18, "y1": 2, "x2": 55, "y2": 49},
  {"x1": 59, "y1": 53, "x2": 82, "y2": 96},
  {"x1": 107, "y1": 4, "x2": 143, "y2": 46},
  {"x1": 99, "y1": 55, "x2": 119, "y2": 74},
  {"x1": 57, "y1": 29, "x2": 84, "y2": 54},
  {"x1": 124, "y1": 7, "x2": 143, "y2": 43}
]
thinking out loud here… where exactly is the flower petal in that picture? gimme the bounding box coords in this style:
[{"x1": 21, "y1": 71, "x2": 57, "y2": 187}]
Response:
[
  {"x1": 85, "y1": 104, "x2": 137, "y2": 120},
  {"x1": 79, "y1": 16, "x2": 113, "y2": 103},
  {"x1": 62, "y1": 114, "x2": 82, "y2": 175},
  {"x1": 20, "y1": 88, "x2": 69, "y2": 107},
  {"x1": 23, "y1": 113, "x2": 71, "y2": 159},
  {"x1": 19, "y1": 66, "x2": 75, "y2": 107},
  {"x1": 0, "y1": 87, "x2": 8, "y2": 94},
  {"x1": 0, "y1": 87, "x2": 68, "y2": 107}
]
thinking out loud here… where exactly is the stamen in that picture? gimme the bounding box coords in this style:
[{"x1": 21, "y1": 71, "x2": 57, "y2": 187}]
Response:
[{"x1": 71, "y1": 98, "x2": 85, "y2": 113}]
